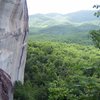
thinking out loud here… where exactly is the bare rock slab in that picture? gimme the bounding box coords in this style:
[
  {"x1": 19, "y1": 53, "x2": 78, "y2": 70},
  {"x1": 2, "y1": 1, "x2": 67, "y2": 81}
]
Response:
[{"x1": 0, "y1": 0, "x2": 28, "y2": 99}]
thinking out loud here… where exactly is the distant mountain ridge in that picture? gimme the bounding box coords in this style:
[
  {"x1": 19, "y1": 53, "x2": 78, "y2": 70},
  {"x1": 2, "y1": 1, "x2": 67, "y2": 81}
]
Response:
[
  {"x1": 66, "y1": 10, "x2": 99, "y2": 22},
  {"x1": 29, "y1": 10, "x2": 100, "y2": 35},
  {"x1": 29, "y1": 10, "x2": 100, "y2": 45}
]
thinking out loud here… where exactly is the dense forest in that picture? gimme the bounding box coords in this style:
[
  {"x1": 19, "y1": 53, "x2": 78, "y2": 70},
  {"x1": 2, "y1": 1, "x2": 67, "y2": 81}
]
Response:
[
  {"x1": 14, "y1": 42, "x2": 100, "y2": 100},
  {"x1": 14, "y1": 10, "x2": 100, "y2": 100}
]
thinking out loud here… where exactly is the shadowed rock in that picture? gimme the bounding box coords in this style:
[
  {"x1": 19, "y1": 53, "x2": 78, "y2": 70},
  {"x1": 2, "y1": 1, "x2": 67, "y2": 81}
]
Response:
[{"x1": 0, "y1": 69, "x2": 12, "y2": 100}]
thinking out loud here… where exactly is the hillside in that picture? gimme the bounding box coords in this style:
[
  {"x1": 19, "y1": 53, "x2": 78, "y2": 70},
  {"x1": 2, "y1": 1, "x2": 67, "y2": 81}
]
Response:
[
  {"x1": 29, "y1": 10, "x2": 100, "y2": 45},
  {"x1": 66, "y1": 10, "x2": 99, "y2": 22}
]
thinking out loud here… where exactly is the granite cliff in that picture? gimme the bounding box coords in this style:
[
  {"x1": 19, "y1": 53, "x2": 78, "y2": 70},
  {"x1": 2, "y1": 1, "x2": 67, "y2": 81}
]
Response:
[{"x1": 0, "y1": 0, "x2": 28, "y2": 99}]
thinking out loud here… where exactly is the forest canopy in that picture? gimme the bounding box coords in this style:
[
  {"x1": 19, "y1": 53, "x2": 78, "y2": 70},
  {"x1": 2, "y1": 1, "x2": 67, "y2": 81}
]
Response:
[{"x1": 14, "y1": 41, "x2": 100, "y2": 100}]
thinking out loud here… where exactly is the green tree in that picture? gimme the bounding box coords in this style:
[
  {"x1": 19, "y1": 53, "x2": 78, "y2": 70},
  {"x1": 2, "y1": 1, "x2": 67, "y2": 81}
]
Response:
[
  {"x1": 90, "y1": 30, "x2": 100, "y2": 49},
  {"x1": 89, "y1": 4, "x2": 100, "y2": 49},
  {"x1": 93, "y1": 5, "x2": 100, "y2": 17}
]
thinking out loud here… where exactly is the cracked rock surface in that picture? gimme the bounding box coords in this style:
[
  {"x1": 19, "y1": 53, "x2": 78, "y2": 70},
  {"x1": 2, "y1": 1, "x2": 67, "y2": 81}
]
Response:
[{"x1": 0, "y1": 0, "x2": 28, "y2": 99}]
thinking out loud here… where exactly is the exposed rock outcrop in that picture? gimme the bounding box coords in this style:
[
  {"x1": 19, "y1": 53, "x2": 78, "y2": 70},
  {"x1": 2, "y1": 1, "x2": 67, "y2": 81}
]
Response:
[
  {"x1": 0, "y1": 0, "x2": 28, "y2": 99},
  {"x1": 0, "y1": 69, "x2": 13, "y2": 100}
]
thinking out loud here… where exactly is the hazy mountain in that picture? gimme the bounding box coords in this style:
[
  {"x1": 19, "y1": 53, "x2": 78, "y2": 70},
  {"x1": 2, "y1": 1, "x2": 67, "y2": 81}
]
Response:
[
  {"x1": 29, "y1": 10, "x2": 100, "y2": 35},
  {"x1": 66, "y1": 10, "x2": 99, "y2": 22},
  {"x1": 29, "y1": 10, "x2": 99, "y2": 42},
  {"x1": 29, "y1": 10, "x2": 99, "y2": 33},
  {"x1": 29, "y1": 10, "x2": 100, "y2": 45}
]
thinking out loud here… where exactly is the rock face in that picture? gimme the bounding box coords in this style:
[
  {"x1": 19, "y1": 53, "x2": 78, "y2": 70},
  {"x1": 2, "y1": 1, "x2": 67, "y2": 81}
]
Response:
[
  {"x1": 0, "y1": 0, "x2": 28, "y2": 99},
  {"x1": 0, "y1": 69, "x2": 13, "y2": 100}
]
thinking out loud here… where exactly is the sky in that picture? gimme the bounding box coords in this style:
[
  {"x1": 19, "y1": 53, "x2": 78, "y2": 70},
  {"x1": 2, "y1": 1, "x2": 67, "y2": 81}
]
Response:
[{"x1": 27, "y1": 0, "x2": 100, "y2": 15}]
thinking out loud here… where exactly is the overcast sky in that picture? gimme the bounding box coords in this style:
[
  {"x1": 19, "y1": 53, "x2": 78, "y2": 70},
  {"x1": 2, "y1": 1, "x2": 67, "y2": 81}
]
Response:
[{"x1": 27, "y1": 0, "x2": 100, "y2": 15}]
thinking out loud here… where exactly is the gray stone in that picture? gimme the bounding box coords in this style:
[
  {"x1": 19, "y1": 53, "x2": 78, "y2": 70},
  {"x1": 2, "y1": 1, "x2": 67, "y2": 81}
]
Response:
[{"x1": 0, "y1": 0, "x2": 28, "y2": 99}]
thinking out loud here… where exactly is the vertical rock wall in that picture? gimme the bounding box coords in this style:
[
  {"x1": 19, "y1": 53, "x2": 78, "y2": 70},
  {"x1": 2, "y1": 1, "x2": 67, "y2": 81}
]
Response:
[{"x1": 0, "y1": 0, "x2": 28, "y2": 99}]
